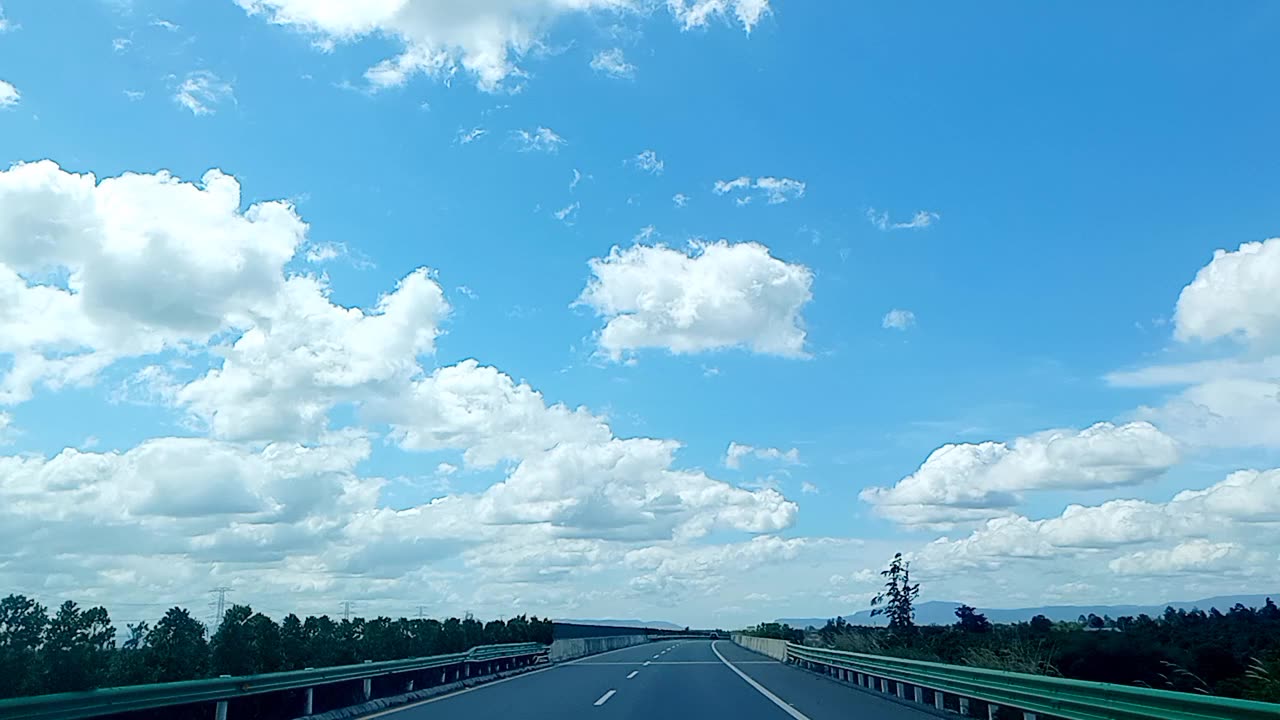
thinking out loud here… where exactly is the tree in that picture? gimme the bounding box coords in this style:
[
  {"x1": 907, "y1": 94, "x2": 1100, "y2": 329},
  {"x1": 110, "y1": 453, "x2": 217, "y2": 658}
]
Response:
[
  {"x1": 1029, "y1": 615, "x2": 1053, "y2": 634},
  {"x1": 212, "y1": 605, "x2": 282, "y2": 676},
  {"x1": 1087, "y1": 614, "x2": 1105, "y2": 630},
  {"x1": 280, "y1": 614, "x2": 305, "y2": 671},
  {"x1": 43, "y1": 601, "x2": 116, "y2": 693},
  {"x1": 954, "y1": 605, "x2": 991, "y2": 633},
  {"x1": 0, "y1": 594, "x2": 49, "y2": 699},
  {"x1": 146, "y1": 607, "x2": 208, "y2": 682},
  {"x1": 870, "y1": 553, "x2": 920, "y2": 632}
]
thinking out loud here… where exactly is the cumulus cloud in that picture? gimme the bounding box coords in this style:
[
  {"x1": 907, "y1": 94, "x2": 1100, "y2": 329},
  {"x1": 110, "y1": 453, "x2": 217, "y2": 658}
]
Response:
[
  {"x1": 0, "y1": 79, "x2": 18, "y2": 108},
  {"x1": 512, "y1": 126, "x2": 565, "y2": 153},
  {"x1": 724, "y1": 441, "x2": 800, "y2": 469},
  {"x1": 1108, "y1": 540, "x2": 1255, "y2": 577},
  {"x1": 860, "y1": 422, "x2": 1181, "y2": 529},
  {"x1": 175, "y1": 269, "x2": 449, "y2": 442},
  {"x1": 672, "y1": 193, "x2": 689, "y2": 207},
  {"x1": 235, "y1": 0, "x2": 768, "y2": 93},
  {"x1": 554, "y1": 201, "x2": 579, "y2": 223},
  {"x1": 1109, "y1": 237, "x2": 1280, "y2": 448},
  {"x1": 0, "y1": 160, "x2": 306, "y2": 404},
  {"x1": 576, "y1": 240, "x2": 814, "y2": 361},
  {"x1": 714, "y1": 176, "x2": 804, "y2": 204},
  {"x1": 867, "y1": 208, "x2": 940, "y2": 231},
  {"x1": 1175, "y1": 237, "x2": 1280, "y2": 345},
  {"x1": 882, "y1": 309, "x2": 915, "y2": 330},
  {"x1": 590, "y1": 48, "x2": 635, "y2": 79},
  {"x1": 914, "y1": 467, "x2": 1280, "y2": 589},
  {"x1": 174, "y1": 71, "x2": 234, "y2": 116}
]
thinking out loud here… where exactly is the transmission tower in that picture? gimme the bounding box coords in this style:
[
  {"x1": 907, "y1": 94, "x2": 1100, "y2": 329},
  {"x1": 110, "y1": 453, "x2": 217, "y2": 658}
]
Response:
[
  {"x1": 341, "y1": 601, "x2": 354, "y2": 621},
  {"x1": 416, "y1": 605, "x2": 428, "y2": 619},
  {"x1": 210, "y1": 587, "x2": 232, "y2": 629}
]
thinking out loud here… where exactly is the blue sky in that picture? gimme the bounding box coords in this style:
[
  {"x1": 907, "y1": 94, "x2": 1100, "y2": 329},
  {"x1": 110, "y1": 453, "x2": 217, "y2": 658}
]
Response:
[{"x1": 2, "y1": 0, "x2": 1280, "y2": 628}]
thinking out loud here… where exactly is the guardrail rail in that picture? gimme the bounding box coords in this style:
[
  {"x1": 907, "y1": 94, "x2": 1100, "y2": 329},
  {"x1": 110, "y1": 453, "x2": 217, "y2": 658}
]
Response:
[
  {"x1": 0, "y1": 642, "x2": 548, "y2": 720},
  {"x1": 779, "y1": 642, "x2": 1280, "y2": 720}
]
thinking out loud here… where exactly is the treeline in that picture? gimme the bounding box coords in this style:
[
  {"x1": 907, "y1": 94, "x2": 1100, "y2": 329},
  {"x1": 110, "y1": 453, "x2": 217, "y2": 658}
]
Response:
[
  {"x1": 0, "y1": 594, "x2": 554, "y2": 700},
  {"x1": 801, "y1": 601, "x2": 1280, "y2": 703}
]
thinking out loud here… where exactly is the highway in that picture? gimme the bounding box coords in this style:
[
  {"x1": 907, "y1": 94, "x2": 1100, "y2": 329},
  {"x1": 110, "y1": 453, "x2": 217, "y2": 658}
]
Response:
[{"x1": 368, "y1": 639, "x2": 937, "y2": 720}]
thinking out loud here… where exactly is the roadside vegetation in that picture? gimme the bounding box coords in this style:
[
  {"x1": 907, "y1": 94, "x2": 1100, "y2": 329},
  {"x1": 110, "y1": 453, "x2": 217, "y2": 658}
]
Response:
[
  {"x1": 0, "y1": 594, "x2": 553, "y2": 699},
  {"x1": 740, "y1": 554, "x2": 1280, "y2": 703}
]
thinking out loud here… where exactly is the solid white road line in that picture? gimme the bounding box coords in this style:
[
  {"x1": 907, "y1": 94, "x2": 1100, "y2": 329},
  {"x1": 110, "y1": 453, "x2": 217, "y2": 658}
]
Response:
[
  {"x1": 710, "y1": 641, "x2": 811, "y2": 720},
  {"x1": 626, "y1": 670, "x2": 639, "y2": 679},
  {"x1": 594, "y1": 690, "x2": 617, "y2": 706}
]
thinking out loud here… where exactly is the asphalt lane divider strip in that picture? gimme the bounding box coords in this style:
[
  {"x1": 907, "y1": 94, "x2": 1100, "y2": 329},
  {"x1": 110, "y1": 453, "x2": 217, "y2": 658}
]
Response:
[
  {"x1": 594, "y1": 689, "x2": 617, "y2": 706},
  {"x1": 710, "y1": 641, "x2": 812, "y2": 720},
  {"x1": 367, "y1": 641, "x2": 680, "y2": 718},
  {"x1": 626, "y1": 671, "x2": 639, "y2": 679}
]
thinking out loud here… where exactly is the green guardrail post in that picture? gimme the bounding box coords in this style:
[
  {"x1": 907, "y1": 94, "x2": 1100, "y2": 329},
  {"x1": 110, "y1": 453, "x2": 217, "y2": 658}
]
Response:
[
  {"x1": 362, "y1": 660, "x2": 373, "y2": 700},
  {"x1": 935, "y1": 689, "x2": 944, "y2": 711},
  {"x1": 959, "y1": 697, "x2": 971, "y2": 715},
  {"x1": 215, "y1": 675, "x2": 231, "y2": 720}
]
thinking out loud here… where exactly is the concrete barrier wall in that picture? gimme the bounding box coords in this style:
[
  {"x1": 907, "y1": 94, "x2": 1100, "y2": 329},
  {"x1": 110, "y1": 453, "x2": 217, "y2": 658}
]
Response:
[
  {"x1": 548, "y1": 634, "x2": 649, "y2": 662},
  {"x1": 730, "y1": 633, "x2": 788, "y2": 661}
]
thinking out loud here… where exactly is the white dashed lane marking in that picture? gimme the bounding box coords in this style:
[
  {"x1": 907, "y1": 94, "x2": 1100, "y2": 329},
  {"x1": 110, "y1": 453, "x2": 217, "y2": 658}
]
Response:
[{"x1": 594, "y1": 690, "x2": 617, "y2": 706}]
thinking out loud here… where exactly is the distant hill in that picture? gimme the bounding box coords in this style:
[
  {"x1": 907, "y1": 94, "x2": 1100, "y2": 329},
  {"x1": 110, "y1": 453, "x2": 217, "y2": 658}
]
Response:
[
  {"x1": 776, "y1": 593, "x2": 1280, "y2": 629},
  {"x1": 556, "y1": 618, "x2": 686, "y2": 631}
]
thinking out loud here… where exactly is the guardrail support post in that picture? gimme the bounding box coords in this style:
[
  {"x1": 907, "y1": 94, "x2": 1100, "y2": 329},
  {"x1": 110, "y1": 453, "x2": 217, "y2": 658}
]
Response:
[
  {"x1": 1024, "y1": 713, "x2": 1037, "y2": 720},
  {"x1": 959, "y1": 697, "x2": 970, "y2": 715},
  {"x1": 987, "y1": 704, "x2": 999, "y2": 720},
  {"x1": 215, "y1": 700, "x2": 228, "y2": 720},
  {"x1": 880, "y1": 678, "x2": 888, "y2": 693},
  {"x1": 914, "y1": 686, "x2": 923, "y2": 703},
  {"x1": 896, "y1": 681, "x2": 905, "y2": 698},
  {"x1": 304, "y1": 687, "x2": 314, "y2": 715},
  {"x1": 935, "y1": 690, "x2": 945, "y2": 711},
  {"x1": 362, "y1": 660, "x2": 373, "y2": 700},
  {"x1": 406, "y1": 679, "x2": 414, "y2": 692}
]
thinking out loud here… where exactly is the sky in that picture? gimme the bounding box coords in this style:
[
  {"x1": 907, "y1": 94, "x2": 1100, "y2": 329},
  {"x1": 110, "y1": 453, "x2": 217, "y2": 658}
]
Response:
[{"x1": 1, "y1": 0, "x2": 1279, "y2": 630}]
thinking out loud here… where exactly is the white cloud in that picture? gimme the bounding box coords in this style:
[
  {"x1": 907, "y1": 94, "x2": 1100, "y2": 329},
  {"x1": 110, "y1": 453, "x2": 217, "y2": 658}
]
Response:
[
  {"x1": 576, "y1": 240, "x2": 814, "y2": 361},
  {"x1": 570, "y1": 169, "x2": 582, "y2": 190},
  {"x1": 554, "y1": 201, "x2": 579, "y2": 223},
  {"x1": 632, "y1": 149, "x2": 664, "y2": 175},
  {"x1": 0, "y1": 79, "x2": 18, "y2": 108},
  {"x1": 590, "y1": 47, "x2": 635, "y2": 79},
  {"x1": 123, "y1": 90, "x2": 145, "y2": 101},
  {"x1": 456, "y1": 126, "x2": 487, "y2": 144},
  {"x1": 1108, "y1": 540, "x2": 1255, "y2": 577},
  {"x1": 668, "y1": 0, "x2": 772, "y2": 33},
  {"x1": 1108, "y1": 238, "x2": 1280, "y2": 448},
  {"x1": 867, "y1": 208, "x2": 940, "y2": 231},
  {"x1": 753, "y1": 176, "x2": 805, "y2": 204},
  {"x1": 672, "y1": 193, "x2": 689, "y2": 207},
  {"x1": 801, "y1": 481, "x2": 818, "y2": 494},
  {"x1": 714, "y1": 176, "x2": 805, "y2": 204},
  {"x1": 0, "y1": 411, "x2": 13, "y2": 444},
  {"x1": 112, "y1": 37, "x2": 131, "y2": 52},
  {"x1": 860, "y1": 422, "x2": 1181, "y2": 529},
  {"x1": 882, "y1": 309, "x2": 915, "y2": 330},
  {"x1": 174, "y1": 269, "x2": 449, "y2": 442},
  {"x1": 1174, "y1": 237, "x2": 1280, "y2": 345},
  {"x1": 724, "y1": 441, "x2": 800, "y2": 469},
  {"x1": 0, "y1": 160, "x2": 306, "y2": 405},
  {"x1": 435, "y1": 462, "x2": 457, "y2": 476},
  {"x1": 235, "y1": 0, "x2": 766, "y2": 93},
  {"x1": 512, "y1": 126, "x2": 566, "y2": 153},
  {"x1": 150, "y1": 18, "x2": 180, "y2": 31},
  {"x1": 0, "y1": 4, "x2": 9, "y2": 33},
  {"x1": 174, "y1": 71, "x2": 234, "y2": 116}
]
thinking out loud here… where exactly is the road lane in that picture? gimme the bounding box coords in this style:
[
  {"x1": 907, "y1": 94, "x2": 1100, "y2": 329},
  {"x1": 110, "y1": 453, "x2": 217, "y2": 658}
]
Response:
[
  {"x1": 379, "y1": 639, "x2": 936, "y2": 719},
  {"x1": 713, "y1": 640, "x2": 938, "y2": 720}
]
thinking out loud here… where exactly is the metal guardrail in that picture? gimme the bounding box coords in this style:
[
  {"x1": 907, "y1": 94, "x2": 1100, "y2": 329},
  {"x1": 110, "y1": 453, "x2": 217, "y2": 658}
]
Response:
[
  {"x1": 785, "y1": 643, "x2": 1280, "y2": 720},
  {"x1": 0, "y1": 642, "x2": 547, "y2": 720}
]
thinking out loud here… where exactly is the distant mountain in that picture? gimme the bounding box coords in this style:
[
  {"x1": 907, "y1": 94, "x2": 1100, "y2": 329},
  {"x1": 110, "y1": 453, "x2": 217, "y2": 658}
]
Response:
[
  {"x1": 776, "y1": 593, "x2": 1280, "y2": 629},
  {"x1": 556, "y1": 618, "x2": 686, "y2": 631}
]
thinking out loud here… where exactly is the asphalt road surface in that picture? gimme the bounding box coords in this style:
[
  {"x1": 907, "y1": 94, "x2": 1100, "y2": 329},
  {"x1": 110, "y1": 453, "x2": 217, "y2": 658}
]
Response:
[{"x1": 368, "y1": 639, "x2": 938, "y2": 719}]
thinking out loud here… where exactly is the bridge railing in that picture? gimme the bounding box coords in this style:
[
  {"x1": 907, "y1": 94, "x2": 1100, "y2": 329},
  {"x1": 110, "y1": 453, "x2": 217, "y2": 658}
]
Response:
[
  {"x1": 0, "y1": 642, "x2": 548, "y2": 720},
  {"x1": 781, "y1": 643, "x2": 1280, "y2": 720}
]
